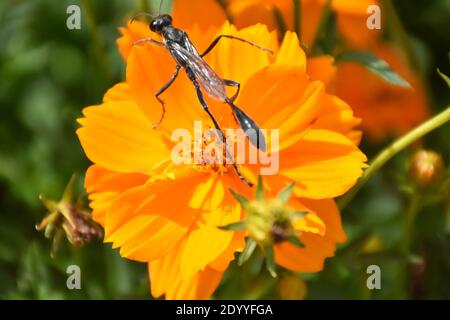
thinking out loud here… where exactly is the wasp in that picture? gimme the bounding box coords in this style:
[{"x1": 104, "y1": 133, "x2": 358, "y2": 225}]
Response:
[{"x1": 131, "y1": 2, "x2": 272, "y2": 186}]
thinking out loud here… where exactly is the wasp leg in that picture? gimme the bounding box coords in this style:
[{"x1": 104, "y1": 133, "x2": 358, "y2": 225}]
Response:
[
  {"x1": 191, "y1": 77, "x2": 253, "y2": 187},
  {"x1": 153, "y1": 65, "x2": 181, "y2": 129},
  {"x1": 201, "y1": 35, "x2": 273, "y2": 58},
  {"x1": 132, "y1": 37, "x2": 164, "y2": 47},
  {"x1": 223, "y1": 79, "x2": 241, "y2": 103}
]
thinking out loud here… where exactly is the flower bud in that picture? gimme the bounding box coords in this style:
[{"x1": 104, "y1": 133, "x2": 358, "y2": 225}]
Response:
[
  {"x1": 61, "y1": 205, "x2": 102, "y2": 246},
  {"x1": 36, "y1": 175, "x2": 102, "y2": 256},
  {"x1": 409, "y1": 150, "x2": 445, "y2": 187},
  {"x1": 360, "y1": 234, "x2": 384, "y2": 254},
  {"x1": 278, "y1": 275, "x2": 308, "y2": 300}
]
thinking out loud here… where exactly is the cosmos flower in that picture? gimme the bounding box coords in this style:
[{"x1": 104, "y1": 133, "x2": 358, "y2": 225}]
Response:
[{"x1": 76, "y1": 6, "x2": 366, "y2": 299}]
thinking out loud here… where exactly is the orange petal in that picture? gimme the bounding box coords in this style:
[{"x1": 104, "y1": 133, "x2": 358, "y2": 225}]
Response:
[
  {"x1": 275, "y1": 198, "x2": 345, "y2": 272},
  {"x1": 104, "y1": 172, "x2": 209, "y2": 236},
  {"x1": 313, "y1": 94, "x2": 362, "y2": 145},
  {"x1": 292, "y1": 213, "x2": 326, "y2": 236},
  {"x1": 77, "y1": 101, "x2": 171, "y2": 174},
  {"x1": 107, "y1": 214, "x2": 187, "y2": 262},
  {"x1": 236, "y1": 65, "x2": 320, "y2": 144},
  {"x1": 337, "y1": 12, "x2": 381, "y2": 49},
  {"x1": 149, "y1": 240, "x2": 223, "y2": 300},
  {"x1": 209, "y1": 232, "x2": 246, "y2": 271},
  {"x1": 85, "y1": 166, "x2": 186, "y2": 254},
  {"x1": 180, "y1": 224, "x2": 233, "y2": 281},
  {"x1": 332, "y1": 0, "x2": 379, "y2": 14},
  {"x1": 172, "y1": 0, "x2": 227, "y2": 31},
  {"x1": 229, "y1": 0, "x2": 278, "y2": 32},
  {"x1": 206, "y1": 23, "x2": 278, "y2": 85},
  {"x1": 307, "y1": 55, "x2": 336, "y2": 87},
  {"x1": 103, "y1": 82, "x2": 133, "y2": 103},
  {"x1": 188, "y1": 175, "x2": 226, "y2": 212},
  {"x1": 228, "y1": 0, "x2": 294, "y2": 32},
  {"x1": 87, "y1": 192, "x2": 116, "y2": 226},
  {"x1": 126, "y1": 45, "x2": 207, "y2": 133},
  {"x1": 85, "y1": 165, "x2": 149, "y2": 225},
  {"x1": 180, "y1": 192, "x2": 241, "y2": 280},
  {"x1": 287, "y1": 198, "x2": 326, "y2": 235},
  {"x1": 279, "y1": 129, "x2": 367, "y2": 199},
  {"x1": 276, "y1": 81, "x2": 324, "y2": 147},
  {"x1": 85, "y1": 165, "x2": 148, "y2": 194},
  {"x1": 300, "y1": 198, "x2": 346, "y2": 243},
  {"x1": 275, "y1": 31, "x2": 306, "y2": 71},
  {"x1": 300, "y1": 0, "x2": 325, "y2": 45},
  {"x1": 117, "y1": 21, "x2": 155, "y2": 61},
  {"x1": 275, "y1": 232, "x2": 335, "y2": 272}
]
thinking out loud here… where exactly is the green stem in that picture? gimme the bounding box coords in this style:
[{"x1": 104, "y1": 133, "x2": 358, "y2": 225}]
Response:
[
  {"x1": 398, "y1": 194, "x2": 422, "y2": 299},
  {"x1": 274, "y1": 7, "x2": 287, "y2": 37},
  {"x1": 338, "y1": 104, "x2": 450, "y2": 210},
  {"x1": 293, "y1": 0, "x2": 301, "y2": 38},
  {"x1": 80, "y1": 0, "x2": 111, "y2": 82},
  {"x1": 216, "y1": 0, "x2": 233, "y2": 22},
  {"x1": 309, "y1": 0, "x2": 332, "y2": 56},
  {"x1": 360, "y1": 268, "x2": 372, "y2": 300},
  {"x1": 401, "y1": 195, "x2": 421, "y2": 255}
]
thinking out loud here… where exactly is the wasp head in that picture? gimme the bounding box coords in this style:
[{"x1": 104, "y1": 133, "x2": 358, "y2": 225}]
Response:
[{"x1": 150, "y1": 14, "x2": 173, "y2": 33}]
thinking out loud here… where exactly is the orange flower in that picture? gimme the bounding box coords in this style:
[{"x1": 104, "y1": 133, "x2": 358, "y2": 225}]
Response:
[
  {"x1": 77, "y1": 5, "x2": 366, "y2": 299},
  {"x1": 334, "y1": 43, "x2": 430, "y2": 141},
  {"x1": 222, "y1": 0, "x2": 381, "y2": 48}
]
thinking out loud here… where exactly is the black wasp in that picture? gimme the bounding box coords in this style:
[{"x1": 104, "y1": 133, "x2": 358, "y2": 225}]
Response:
[{"x1": 131, "y1": 2, "x2": 273, "y2": 186}]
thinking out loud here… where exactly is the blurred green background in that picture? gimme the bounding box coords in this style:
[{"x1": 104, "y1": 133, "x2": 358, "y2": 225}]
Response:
[{"x1": 0, "y1": 0, "x2": 449, "y2": 299}]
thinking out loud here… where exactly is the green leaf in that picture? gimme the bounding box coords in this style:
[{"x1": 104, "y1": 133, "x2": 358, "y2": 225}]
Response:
[
  {"x1": 273, "y1": 6, "x2": 287, "y2": 36},
  {"x1": 62, "y1": 174, "x2": 77, "y2": 202},
  {"x1": 238, "y1": 238, "x2": 257, "y2": 266},
  {"x1": 39, "y1": 194, "x2": 58, "y2": 212},
  {"x1": 310, "y1": 0, "x2": 333, "y2": 55},
  {"x1": 337, "y1": 52, "x2": 412, "y2": 88},
  {"x1": 106, "y1": 249, "x2": 134, "y2": 297},
  {"x1": 277, "y1": 181, "x2": 296, "y2": 204},
  {"x1": 264, "y1": 245, "x2": 277, "y2": 278},
  {"x1": 437, "y1": 69, "x2": 450, "y2": 88},
  {"x1": 229, "y1": 189, "x2": 249, "y2": 208},
  {"x1": 287, "y1": 235, "x2": 304, "y2": 248},
  {"x1": 18, "y1": 242, "x2": 52, "y2": 297},
  {"x1": 220, "y1": 221, "x2": 247, "y2": 232},
  {"x1": 255, "y1": 175, "x2": 264, "y2": 200},
  {"x1": 293, "y1": 0, "x2": 302, "y2": 37}
]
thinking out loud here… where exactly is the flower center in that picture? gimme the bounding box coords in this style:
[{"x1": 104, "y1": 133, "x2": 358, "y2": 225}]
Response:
[{"x1": 190, "y1": 134, "x2": 233, "y2": 175}]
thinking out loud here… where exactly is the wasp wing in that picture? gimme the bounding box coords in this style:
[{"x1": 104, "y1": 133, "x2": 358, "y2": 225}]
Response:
[
  {"x1": 169, "y1": 43, "x2": 227, "y2": 101},
  {"x1": 169, "y1": 43, "x2": 266, "y2": 152}
]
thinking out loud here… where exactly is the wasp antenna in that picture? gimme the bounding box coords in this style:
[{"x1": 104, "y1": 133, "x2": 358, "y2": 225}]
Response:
[
  {"x1": 130, "y1": 12, "x2": 156, "y2": 24},
  {"x1": 158, "y1": 0, "x2": 165, "y2": 16}
]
